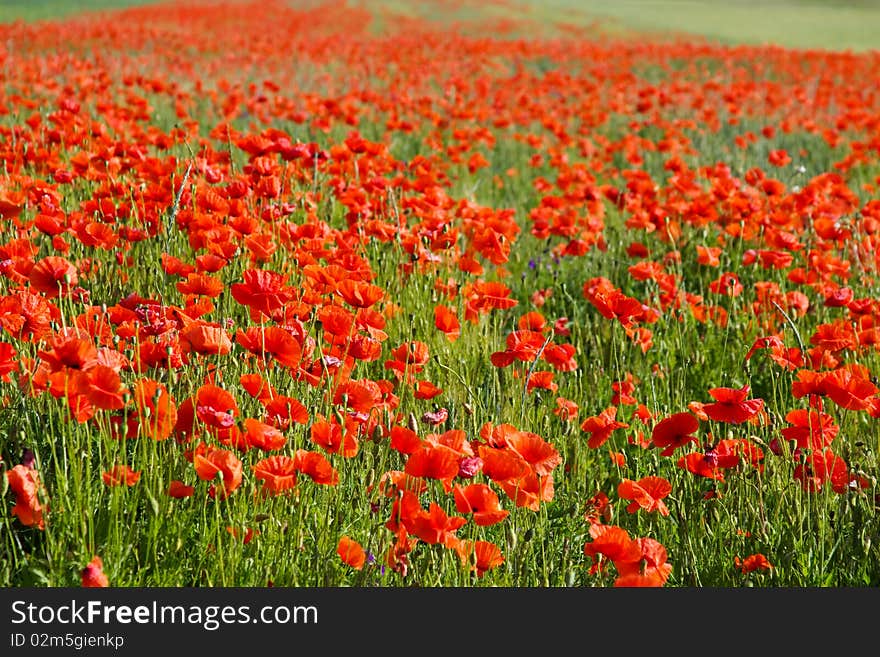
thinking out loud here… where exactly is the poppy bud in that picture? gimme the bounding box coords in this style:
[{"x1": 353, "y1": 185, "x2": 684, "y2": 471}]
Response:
[{"x1": 81, "y1": 556, "x2": 109, "y2": 588}]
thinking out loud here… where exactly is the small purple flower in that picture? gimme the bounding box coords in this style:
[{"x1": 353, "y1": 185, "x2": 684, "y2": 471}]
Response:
[
  {"x1": 457, "y1": 456, "x2": 484, "y2": 479},
  {"x1": 704, "y1": 449, "x2": 719, "y2": 468}
]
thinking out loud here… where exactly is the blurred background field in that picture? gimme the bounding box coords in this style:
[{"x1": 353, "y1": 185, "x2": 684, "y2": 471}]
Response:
[
  {"x1": 4, "y1": 0, "x2": 880, "y2": 52},
  {"x1": 0, "y1": 0, "x2": 156, "y2": 22},
  {"x1": 536, "y1": 0, "x2": 880, "y2": 51}
]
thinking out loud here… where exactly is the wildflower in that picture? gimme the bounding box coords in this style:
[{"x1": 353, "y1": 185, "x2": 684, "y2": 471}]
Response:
[
  {"x1": 6, "y1": 464, "x2": 45, "y2": 529},
  {"x1": 453, "y1": 484, "x2": 509, "y2": 526},
  {"x1": 338, "y1": 537, "x2": 367, "y2": 570},
  {"x1": 81, "y1": 556, "x2": 109, "y2": 588},
  {"x1": 617, "y1": 476, "x2": 672, "y2": 516},
  {"x1": 735, "y1": 553, "x2": 773, "y2": 573},
  {"x1": 651, "y1": 412, "x2": 700, "y2": 456},
  {"x1": 702, "y1": 385, "x2": 764, "y2": 424},
  {"x1": 102, "y1": 465, "x2": 140, "y2": 487}
]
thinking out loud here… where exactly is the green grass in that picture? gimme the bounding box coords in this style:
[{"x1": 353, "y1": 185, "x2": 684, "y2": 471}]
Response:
[
  {"x1": 0, "y1": 0, "x2": 164, "y2": 23},
  {"x1": 363, "y1": 0, "x2": 880, "y2": 50},
  {"x1": 531, "y1": 0, "x2": 880, "y2": 51}
]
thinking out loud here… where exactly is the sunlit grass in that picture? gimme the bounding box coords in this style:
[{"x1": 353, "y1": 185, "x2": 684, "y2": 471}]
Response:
[
  {"x1": 0, "y1": 0, "x2": 166, "y2": 23},
  {"x1": 531, "y1": 0, "x2": 880, "y2": 51}
]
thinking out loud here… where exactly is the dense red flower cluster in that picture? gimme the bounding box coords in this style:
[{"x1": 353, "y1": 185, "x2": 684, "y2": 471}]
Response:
[{"x1": 2, "y1": 0, "x2": 879, "y2": 587}]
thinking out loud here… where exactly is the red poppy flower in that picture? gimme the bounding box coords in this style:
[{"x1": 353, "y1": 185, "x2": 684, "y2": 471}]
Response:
[
  {"x1": 253, "y1": 455, "x2": 298, "y2": 495},
  {"x1": 167, "y1": 480, "x2": 195, "y2": 498},
  {"x1": 389, "y1": 426, "x2": 422, "y2": 455},
  {"x1": 414, "y1": 380, "x2": 443, "y2": 400},
  {"x1": 0, "y1": 290, "x2": 56, "y2": 341},
  {"x1": 464, "y1": 280, "x2": 518, "y2": 316},
  {"x1": 744, "y1": 335, "x2": 785, "y2": 362},
  {"x1": 453, "y1": 484, "x2": 509, "y2": 526},
  {"x1": 161, "y1": 253, "x2": 196, "y2": 278},
  {"x1": 293, "y1": 449, "x2": 339, "y2": 485},
  {"x1": 543, "y1": 343, "x2": 577, "y2": 371},
  {"x1": 79, "y1": 364, "x2": 127, "y2": 410},
  {"x1": 235, "y1": 326, "x2": 302, "y2": 368},
  {"x1": 651, "y1": 411, "x2": 700, "y2": 456},
  {"x1": 405, "y1": 443, "x2": 460, "y2": 488},
  {"x1": 614, "y1": 537, "x2": 672, "y2": 587},
  {"x1": 131, "y1": 379, "x2": 177, "y2": 441},
  {"x1": 193, "y1": 445, "x2": 243, "y2": 498},
  {"x1": 498, "y1": 470, "x2": 554, "y2": 511},
  {"x1": 434, "y1": 305, "x2": 461, "y2": 341},
  {"x1": 310, "y1": 415, "x2": 359, "y2": 457},
  {"x1": 809, "y1": 320, "x2": 858, "y2": 355},
  {"x1": 793, "y1": 448, "x2": 850, "y2": 493},
  {"x1": 677, "y1": 443, "x2": 740, "y2": 481},
  {"x1": 243, "y1": 418, "x2": 287, "y2": 451},
  {"x1": 336, "y1": 279, "x2": 385, "y2": 308},
  {"x1": 102, "y1": 465, "x2": 140, "y2": 487},
  {"x1": 823, "y1": 286, "x2": 853, "y2": 308},
  {"x1": 427, "y1": 429, "x2": 474, "y2": 457},
  {"x1": 81, "y1": 556, "x2": 109, "y2": 588},
  {"x1": 230, "y1": 268, "x2": 294, "y2": 316},
  {"x1": 822, "y1": 365, "x2": 878, "y2": 411},
  {"x1": 29, "y1": 255, "x2": 78, "y2": 297},
  {"x1": 385, "y1": 340, "x2": 430, "y2": 377},
  {"x1": 180, "y1": 322, "x2": 232, "y2": 356},
  {"x1": 780, "y1": 408, "x2": 838, "y2": 450},
  {"x1": 263, "y1": 395, "x2": 309, "y2": 430},
  {"x1": 517, "y1": 311, "x2": 546, "y2": 332},
  {"x1": 38, "y1": 333, "x2": 99, "y2": 372},
  {"x1": 583, "y1": 525, "x2": 642, "y2": 573},
  {"x1": 553, "y1": 397, "x2": 579, "y2": 422},
  {"x1": 333, "y1": 378, "x2": 384, "y2": 414},
  {"x1": 476, "y1": 445, "x2": 530, "y2": 483},
  {"x1": 791, "y1": 369, "x2": 828, "y2": 400},
  {"x1": 337, "y1": 536, "x2": 366, "y2": 570},
  {"x1": 194, "y1": 384, "x2": 239, "y2": 430},
  {"x1": 240, "y1": 373, "x2": 276, "y2": 402},
  {"x1": 583, "y1": 281, "x2": 649, "y2": 328},
  {"x1": 611, "y1": 373, "x2": 638, "y2": 405},
  {"x1": 316, "y1": 304, "x2": 355, "y2": 338},
  {"x1": 617, "y1": 476, "x2": 672, "y2": 516},
  {"x1": 735, "y1": 553, "x2": 773, "y2": 573},
  {"x1": 696, "y1": 245, "x2": 722, "y2": 267},
  {"x1": 176, "y1": 272, "x2": 224, "y2": 297},
  {"x1": 504, "y1": 430, "x2": 561, "y2": 476},
  {"x1": 702, "y1": 385, "x2": 764, "y2": 424},
  {"x1": 0, "y1": 341, "x2": 18, "y2": 382},
  {"x1": 768, "y1": 149, "x2": 791, "y2": 167},
  {"x1": 407, "y1": 501, "x2": 467, "y2": 546},
  {"x1": 526, "y1": 370, "x2": 557, "y2": 393},
  {"x1": 6, "y1": 464, "x2": 45, "y2": 529},
  {"x1": 454, "y1": 540, "x2": 505, "y2": 577},
  {"x1": 580, "y1": 406, "x2": 629, "y2": 448}
]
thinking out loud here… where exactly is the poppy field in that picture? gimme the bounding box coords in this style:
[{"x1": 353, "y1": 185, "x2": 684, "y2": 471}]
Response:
[{"x1": 2, "y1": 0, "x2": 880, "y2": 588}]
